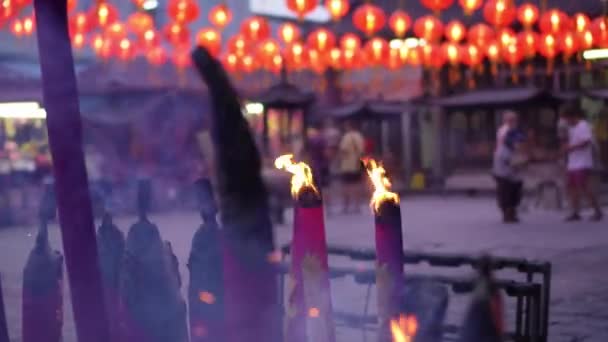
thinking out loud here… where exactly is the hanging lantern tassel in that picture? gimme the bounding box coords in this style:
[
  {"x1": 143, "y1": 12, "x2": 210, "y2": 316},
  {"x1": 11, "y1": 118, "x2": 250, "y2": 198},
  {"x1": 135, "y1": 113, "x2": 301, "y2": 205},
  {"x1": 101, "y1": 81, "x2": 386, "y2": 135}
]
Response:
[
  {"x1": 466, "y1": 70, "x2": 476, "y2": 90},
  {"x1": 546, "y1": 58, "x2": 554, "y2": 76},
  {"x1": 510, "y1": 65, "x2": 519, "y2": 84},
  {"x1": 525, "y1": 60, "x2": 534, "y2": 79},
  {"x1": 490, "y1": 62, "x2": 498, "y2": 77}
]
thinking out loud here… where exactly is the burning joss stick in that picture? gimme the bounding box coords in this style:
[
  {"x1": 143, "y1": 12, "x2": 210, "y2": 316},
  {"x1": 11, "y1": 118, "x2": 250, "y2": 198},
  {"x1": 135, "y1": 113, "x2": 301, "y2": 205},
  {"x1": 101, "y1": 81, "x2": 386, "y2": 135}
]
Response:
[
  {"x1": 390, "y1": 314, "x2": 418, "y2": 342},
  {"x1": 275, "y1": 154, "x2": 335, "y2": 342},
  {"x1": 363, "y1": 158, "x2": 405, "y2": 342}
]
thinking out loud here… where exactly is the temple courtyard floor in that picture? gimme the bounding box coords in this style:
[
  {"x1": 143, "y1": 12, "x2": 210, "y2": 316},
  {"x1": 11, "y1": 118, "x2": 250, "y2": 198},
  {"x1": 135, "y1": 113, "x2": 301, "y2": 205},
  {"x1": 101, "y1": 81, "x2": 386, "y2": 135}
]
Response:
[{"x1": 0, "y1": 196, "x2": 607, "y2": 341}]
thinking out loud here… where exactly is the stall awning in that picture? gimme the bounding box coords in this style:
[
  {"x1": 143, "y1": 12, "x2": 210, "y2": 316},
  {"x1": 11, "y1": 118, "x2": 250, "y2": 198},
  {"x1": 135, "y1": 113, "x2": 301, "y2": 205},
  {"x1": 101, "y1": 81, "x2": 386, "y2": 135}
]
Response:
[
  {"x1": 430, "y1": 87, "x2": 568, "y2": 109},
  {"x1": 325, "y1": 99, "x2": 414, "y2": 119},
  {"x1": 253, "y1": 82, "x2": 315, "y2": 110}
]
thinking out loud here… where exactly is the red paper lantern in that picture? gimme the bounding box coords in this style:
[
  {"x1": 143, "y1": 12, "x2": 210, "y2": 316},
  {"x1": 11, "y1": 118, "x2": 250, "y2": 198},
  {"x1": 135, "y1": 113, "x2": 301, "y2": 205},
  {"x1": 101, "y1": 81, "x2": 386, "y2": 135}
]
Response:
[
  {"x1": 241, "y1": 16, "x2": 271, "y2": 42},
  {"x1": 222, "y1": 53, "x2": 239, "y2": 73},
  {"x1": 117, "y1": 38, "x2": 136, "y2": 61},
  {"x1": 538, "y1": 33, "x2": 559, "y2": 59},
  {"x1": 353, "y1": 4, "x2": 386, "y2": 36},
  {"x1": 163, "y1": 23, "x2": 190, "y2": 46},
  {"x1": 389, "y1": 10, "x2": 411, "y2": 38},
  {"x1": 421, "y1": 44, "x2": 446, "y2": 69},
  {"x1": 266, "y1": 54, "x2": 283, "y2": 74},
  {"x1": 325, "y1": 0, "x2": 349, "y2": 21},
  {"x1": 22, "y1": 15, "x2": 35, "y2": 36},
  {"x1": 517, "y1": 31, "x2": 538, "y2": 58},
  {"x1": 517, "y1": 3, "x2": 539, "y2": 29},
  {"x1": 146, "y1": 46, "x2": 168, "y2": 66},
  {"x1": 467, "y1": 23, "x2": 495, "y2": 47},
  {"x1": 560, "y1": 31, "x2": 580, "y2": 59},
  {"x1": 459, "y1": 0, "x2": 483, "y2": 16},
  {"x1": 573, "y1": 13, "x2": 590, "y2": 34},
  {"x1": 196, "y1": 28, "x2": 222, "y2": 56},
  {"x1": 340, "y1": 33, "x2": 361, "y2": 51},
  {"x1": 442, "y1": 42, "x2": 461, "y2": 65},
  {"x1": 497, "y1": 28, "x2": 516, "y2": 49},
  {"x1": 414, "y1": 15, "x2": 444, "y2": 43},
  {"x1": 239, "y1": 54, "x2": 258, "y2": 73},
  {"x1": 461, "y1": 44, "x2": 484, "y2": 67},
  {"x1": 69, "y1": 12, "x2": 90, "y2": 34},
  {"x1": 278, "y1": 22, "x2": 301, "y2": 44},
  {"x1": 258, "y1": 39, "x2": 280, "y2": 61},
  {"x1": 342, "y1": 49, "x2": 363, "y2": 69},
  {"x1": 91, "y1": 33, "x2": 106, "y2": 55},
  {"x1": 483, "y1": 0, "x2": 516, "y2": 27},
  {"x1": 128, "y1": 12, "x2": 154, "y2": 36},
  {"x1": 105, "y1": 22, "x2": 128, "y2": 41},
  {"x1": 579, "y1": 30, "x2": 594, "y2": 50},
  {"x1": 540, "y1": 9, "x2": 571, "y2": 34},
  {"x1": 168, "y1": 0, "x2": 199, "y2": 24},
  {"x1": 406, "y1": 46, "x2": 422, "y2": 66},
  {"x1": 385, "y1": 46, "x2": 403, "y2": 70},
  {"x1": 91, "y1": 2, "x2": 118, "y2": 28},
  {"x1": 227, "y1": 34, "x2": 250, "y2": 56},
  {"x1": 209, "y1": 3, "x2": 232, "y2": 29},
  {"x1": 286, "y1": 0, "x2": 318, "y2": 19},
  {"x1": 10, "y1": 18, "x2": 23, "y2": 37},
  {"x1": 173, "y1": 48, "x2": 192, "y2": 68},
  {"x1": 485, "y1": 41, "x2": 501, "y2": 63},
  {"x1": 308, "y1": 49, "x2": 327, "y2": 74},
  {"x1": 307, "y1": 28, "x2": 336, "y2": 52},
  {"x1": 72, "y1": 32, "x2": 85, "y2": 49},
  {"x1": 364, "y1": 37, "x2": 389, "y2": 66},
  {"x1": 285, "y1": 42, "x2": 308, "y2": 70},
  {"x1": 421, "y1": 0, "x2": 454, "y2": 13},
  {"x1": 327, "y1": 47, "x2": 342, "y2": 69},
  {"x1": 445, "y1": 20, "x2": 466, "y2": 42},
  {"x1": 67, "y1": 0, "x2": 77, "y2": 12},
  {"x1": 141, "y1": 29, "x2": 160, "y2": 49},
  {"x1": 502, "y1": 43, "x2": 523, "y2": 66},
  {"x1": 591, "y1": 17, "x2": 608, "y2": 48}
]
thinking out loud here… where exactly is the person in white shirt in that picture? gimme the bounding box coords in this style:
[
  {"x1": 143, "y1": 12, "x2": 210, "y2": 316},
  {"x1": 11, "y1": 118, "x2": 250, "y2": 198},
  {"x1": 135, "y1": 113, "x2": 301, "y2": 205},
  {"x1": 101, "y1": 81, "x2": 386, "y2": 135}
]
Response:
[
  {"x1": 339, "y1": 120, "x2": 365, "y2": 213},
  {"x1": 561, "y1": 105, "x2": 603, "y2": 221},
  {"x1": 496, "y1": 110, "x2": 518, "y2": 152}
]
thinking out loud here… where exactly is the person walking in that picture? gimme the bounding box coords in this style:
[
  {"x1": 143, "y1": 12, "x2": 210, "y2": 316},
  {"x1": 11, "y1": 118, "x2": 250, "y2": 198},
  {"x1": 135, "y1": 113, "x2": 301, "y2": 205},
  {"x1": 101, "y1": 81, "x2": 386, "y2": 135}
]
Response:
[
  {"x1": 492, "y1": 111, "x2": 526, "y2": 223},
  {"x1": 561, "y1": 105, "x2": 604, "y2": 221},
  {"x1": 338, "y1": 121, "x2": 365, "y2": 214}
]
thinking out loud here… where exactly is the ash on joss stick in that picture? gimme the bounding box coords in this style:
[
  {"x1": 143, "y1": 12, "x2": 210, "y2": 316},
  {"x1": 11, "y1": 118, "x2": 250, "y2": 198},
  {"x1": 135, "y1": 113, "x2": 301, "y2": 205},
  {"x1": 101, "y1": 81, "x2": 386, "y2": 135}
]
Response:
[
  {"x1": 119, "y1": 180, "x2": 188, "y2": 342},
  {"x1": 191, "y1": 47, "x2": 281, "y2": 342},
  {"x1": 22, "y1": 198, "x2": 63, "y2": 342},
  {"x1": 188, "y1": 179, "x2": 224, "y2": 342},
  {"x1": 457, "y1": 257, "x2": 504, "y2": 342},
  {"x1": 275, "y1": 154, "x2": 335, "y2": 342},
  {"x1": 96, "y1": 211, "x2": 125, "y2": 341},
  {"x1": 362, "y1": 158, "x2": 405, "y2": 342}
]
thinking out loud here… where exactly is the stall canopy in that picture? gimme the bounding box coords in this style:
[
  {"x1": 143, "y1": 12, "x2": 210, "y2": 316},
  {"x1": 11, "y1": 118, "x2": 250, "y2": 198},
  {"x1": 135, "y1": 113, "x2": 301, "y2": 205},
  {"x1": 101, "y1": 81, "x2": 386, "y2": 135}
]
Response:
[
  {"x1": 430, "y1": 87, "x2": 571, "y2": 109},
  {"x1": 253, "y1": 81, "x2": 316, "y2": 110},
  {"x1": 325, "y1": 99, "x2": 414, "y2": 120}
]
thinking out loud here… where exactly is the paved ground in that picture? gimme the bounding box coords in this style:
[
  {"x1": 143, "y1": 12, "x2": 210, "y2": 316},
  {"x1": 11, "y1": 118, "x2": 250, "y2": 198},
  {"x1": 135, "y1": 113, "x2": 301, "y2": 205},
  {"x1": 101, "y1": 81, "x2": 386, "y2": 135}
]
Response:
[{"x1": 0, "y1": 197, "x2": 607, "y2": 342}]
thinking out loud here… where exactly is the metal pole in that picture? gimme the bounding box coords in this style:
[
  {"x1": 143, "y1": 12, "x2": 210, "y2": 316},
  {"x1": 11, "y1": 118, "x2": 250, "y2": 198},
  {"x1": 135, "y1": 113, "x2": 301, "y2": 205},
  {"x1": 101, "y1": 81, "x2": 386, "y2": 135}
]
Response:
[{"x1": 32, "y1": 1, "x2": 110, "y2": 341}]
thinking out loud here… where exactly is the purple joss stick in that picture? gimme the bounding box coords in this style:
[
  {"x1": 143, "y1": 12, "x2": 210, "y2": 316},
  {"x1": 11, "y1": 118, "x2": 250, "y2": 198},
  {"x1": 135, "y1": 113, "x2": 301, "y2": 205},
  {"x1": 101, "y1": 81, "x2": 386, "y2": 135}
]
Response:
[
  {"x1": 363, "y1": 159, "x2": 405, "y2": 342},
  {"x1": 0, "y1": 275, "x2": 9, "y2": 342},
  {"x1": 32, "y1": 1, "x2": 110, "y2": 341}
]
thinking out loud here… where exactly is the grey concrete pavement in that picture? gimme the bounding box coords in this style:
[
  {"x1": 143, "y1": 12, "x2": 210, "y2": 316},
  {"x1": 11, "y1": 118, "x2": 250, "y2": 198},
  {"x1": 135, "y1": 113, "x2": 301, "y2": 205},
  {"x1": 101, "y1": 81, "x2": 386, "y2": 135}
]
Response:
[{"x1": 0, "y1": 197, "x2": 606, "y2": 341}]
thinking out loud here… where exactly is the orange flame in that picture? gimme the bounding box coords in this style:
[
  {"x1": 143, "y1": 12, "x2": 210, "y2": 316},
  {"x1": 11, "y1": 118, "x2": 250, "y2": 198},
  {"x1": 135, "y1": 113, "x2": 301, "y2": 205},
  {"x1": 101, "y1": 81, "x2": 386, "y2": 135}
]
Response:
[
  {"x1": 363, "y1": 158, "x2": 400, "y2": 213},
  {"x1": 390, "y1": 315, "x2": 418, "y2": 342},
  {"x1": 275, "y1": 154, "x2": 318, "y2": 198}
]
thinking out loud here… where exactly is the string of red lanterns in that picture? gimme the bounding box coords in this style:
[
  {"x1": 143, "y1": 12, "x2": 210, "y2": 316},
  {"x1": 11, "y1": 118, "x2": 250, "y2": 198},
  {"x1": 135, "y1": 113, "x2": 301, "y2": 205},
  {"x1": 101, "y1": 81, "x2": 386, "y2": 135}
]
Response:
[{"x1": 3, "y1": 0, "x2": 607, "y2": 74}]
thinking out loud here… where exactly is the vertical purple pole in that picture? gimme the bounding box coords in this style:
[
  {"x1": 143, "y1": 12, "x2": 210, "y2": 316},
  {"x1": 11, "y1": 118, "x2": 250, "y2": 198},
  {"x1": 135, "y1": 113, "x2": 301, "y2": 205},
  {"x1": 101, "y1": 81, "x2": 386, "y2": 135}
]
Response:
[
  {"x1": 32, "y1": 1, "x2": 110, "y2": 341},
  {"x1": 0, "y1": 275, "x2": 9, "y2": 342}
]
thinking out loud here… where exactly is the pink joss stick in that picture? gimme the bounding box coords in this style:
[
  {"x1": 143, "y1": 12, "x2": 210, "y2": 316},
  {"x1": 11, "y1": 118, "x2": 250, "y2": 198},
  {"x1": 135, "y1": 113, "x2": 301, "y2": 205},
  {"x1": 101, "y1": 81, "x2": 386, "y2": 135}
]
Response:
[{"x1": 276, "y1": 155, "x2": 335, "y2": 342}]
